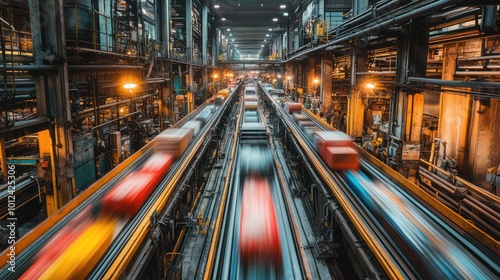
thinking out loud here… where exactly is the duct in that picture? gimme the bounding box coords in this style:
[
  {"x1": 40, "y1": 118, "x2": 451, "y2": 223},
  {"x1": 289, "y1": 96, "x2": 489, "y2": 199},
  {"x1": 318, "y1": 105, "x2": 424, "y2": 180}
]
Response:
[{"x1": 284, "y1": 0, "x2": 461, "y2": 63}]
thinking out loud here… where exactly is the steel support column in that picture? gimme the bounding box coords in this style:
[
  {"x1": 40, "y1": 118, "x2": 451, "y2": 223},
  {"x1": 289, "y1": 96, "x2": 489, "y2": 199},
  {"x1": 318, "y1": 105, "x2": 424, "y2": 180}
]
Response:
[
  {"x1": 322, "y1": 52, "x2": 333, "y2": 113},
  {"x1": 348, "y1": 47, "x2": 366, "y2": 138},
  {"x1": 202, "y1": 2, "x2": 209, "y2": 86},
  {"x1": 186, "y1": 0, "x2": 193, "y2": 63},
  {"x1": 0, "y1": 138, "x2": 6, "y2": 180},
  {"x1": 160, "y1": 0, "x2": 171, "y2": 59},
  {"x1": 31, "y1": 0, "x2": 76, "y2": 213},
  {"x1": 398, "y1": 17, "x2": 429, "y2": 143}
]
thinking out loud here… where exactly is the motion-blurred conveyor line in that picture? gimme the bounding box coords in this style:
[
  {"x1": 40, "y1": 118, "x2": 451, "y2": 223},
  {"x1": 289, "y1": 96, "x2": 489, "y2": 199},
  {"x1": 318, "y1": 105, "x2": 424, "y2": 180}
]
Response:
[
  {"x1": 259, "y1": 83, "x2": 500, "y2": 278},
  {"x1": 0, "y1": 141, "x2": 150, "y2": 279},
  {"x1": 204, "y1": 93, "x2": 306, "y2": 279},
  {"x1": 92, "y1": 100, "x2": 235, "y2": 278},
  {"x1": 179, "y1": 95, "x2": 240, "y2": 279},
  {"x1": 0, "y1": 100, "x2": 230, "y2": 279}
]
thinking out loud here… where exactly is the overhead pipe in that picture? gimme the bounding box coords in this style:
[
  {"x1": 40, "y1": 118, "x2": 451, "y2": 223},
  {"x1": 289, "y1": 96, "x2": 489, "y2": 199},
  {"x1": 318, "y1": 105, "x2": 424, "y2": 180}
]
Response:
[
  {"x1": 67, "y1": 65, "x2": 143, "y2": 71},
  {"x1": 457, "y1": 65, "x2": 500, "y2": 70},
  {"x1": 0, "y1": 64, "x2": 57, "y2": 71},
  {"x1": 419, "y1": 168, "x2": 500, "y2": 238},
  {"x1": 439, "y1": 88, "x2": 500, "y2": 99},
  {"x1": 429, "y1": 27, "x2": 480, "y2": 45},
  {"x1": 356, "y1": 71, "x2": 396, "y2": 75},
  {"x1": 458, "y1": 54, "x2": 500, "y2": 61},
  {"x1": 90, "y1": 111, "x2": 142, "y2": 132},
  {"x1": 0, "y1": 80, "x2": 35, "y2": 86},
  {"x1": 340, "y1": 0, "x2": 406, "y2": 31},
  {"x1": 75, "y1": 94, "x2": 157, "y2": 121},
  {"x1": 430, "y1": 8, "x2": 479, "y2": 30},
  {"x1": 455, "y1": 71, "x2": 500, "y2": 76},
  {"x1": 283, "y1": 0, "x2": 462, "y2": 63},
  {"x1": 418, "y1": 176, "x2": 500, "y2": 238},
  {"x1": 420, "y1": 159, "x2": 500, "y2": 203},
  {"x1": 408, "y1": 77, "x2": 500, "y2": 89},
  {"x1": 419, "y1": 167, "x2": 500, "y2": 221}
]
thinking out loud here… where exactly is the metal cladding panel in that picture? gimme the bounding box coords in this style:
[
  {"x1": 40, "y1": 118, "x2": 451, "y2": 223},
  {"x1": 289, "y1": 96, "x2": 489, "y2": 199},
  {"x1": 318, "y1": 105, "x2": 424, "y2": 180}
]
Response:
[
  {"x1": 75, "y1": 160, "x2": 97, "y2": 193},
  {"x1": 73, "y1": 134, "x2": 96, "y2": 192}
]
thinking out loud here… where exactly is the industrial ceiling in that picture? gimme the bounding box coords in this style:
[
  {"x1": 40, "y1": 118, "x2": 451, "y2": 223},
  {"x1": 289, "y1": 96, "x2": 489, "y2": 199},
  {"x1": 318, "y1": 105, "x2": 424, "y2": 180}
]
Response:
[{"x1": 209, "y1": 0, "x2": 293, "y2": 59}]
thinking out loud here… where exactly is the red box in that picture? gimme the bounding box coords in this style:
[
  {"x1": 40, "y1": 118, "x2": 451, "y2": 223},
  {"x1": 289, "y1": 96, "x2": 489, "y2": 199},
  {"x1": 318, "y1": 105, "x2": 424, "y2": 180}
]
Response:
[
  {"x1": 102, "y1": 172, "x2": 156, "y2": 217},
  {"x1": 324, "y1": 146, "x2": 359, "y2": 170},
  {"x1": 285, "y1": 102, "x2": 302, "y2": 114},
  {"x1": 315, "y1": 131, "x2": 353, "y2": 156}
]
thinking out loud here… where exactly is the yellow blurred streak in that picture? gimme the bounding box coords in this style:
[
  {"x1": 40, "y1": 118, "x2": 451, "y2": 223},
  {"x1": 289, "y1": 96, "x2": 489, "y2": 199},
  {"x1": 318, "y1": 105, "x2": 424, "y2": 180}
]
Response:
[{"x1": 38, "y1": 217, "x2": 119, "y2": 280}]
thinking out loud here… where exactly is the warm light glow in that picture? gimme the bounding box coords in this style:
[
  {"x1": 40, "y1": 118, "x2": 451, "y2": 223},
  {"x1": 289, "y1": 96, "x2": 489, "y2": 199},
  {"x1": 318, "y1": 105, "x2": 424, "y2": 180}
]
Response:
[
  {"x1": 277, "y1": 74, "x2": 282, "y2": 78},
  {"x1": 287, "y1": 76, "x2": 291, "y2": 80},
  {"x1": 213, "y1": 74, "x2": 218, "y2": 79},
  {"x1": 366, "y1": 83, "x2": 376, "y2": 89},
  {"x1": 313, "y1": 79, "x2": 319, "y2": 84},
  {"x1": 123, "y1": 83, "x2": 138, "y2": 89}
]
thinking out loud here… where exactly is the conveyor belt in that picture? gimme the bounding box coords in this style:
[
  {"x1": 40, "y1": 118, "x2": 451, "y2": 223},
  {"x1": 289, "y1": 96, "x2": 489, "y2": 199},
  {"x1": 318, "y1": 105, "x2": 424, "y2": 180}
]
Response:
[
  {"x1": 94, "y1": 102, "x2": 235, "y2": 278},
  {"x1": 206, "y1": 91, "x2": 305, "y2": 279},
  {"x1": 0, "y1": 94, "x2": 234, "y2": 279},
  {"x1": 259, "y1": 83, "x2": 500, "y2": 278}
]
